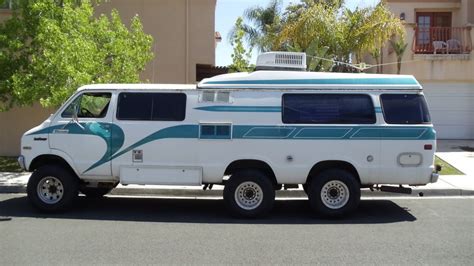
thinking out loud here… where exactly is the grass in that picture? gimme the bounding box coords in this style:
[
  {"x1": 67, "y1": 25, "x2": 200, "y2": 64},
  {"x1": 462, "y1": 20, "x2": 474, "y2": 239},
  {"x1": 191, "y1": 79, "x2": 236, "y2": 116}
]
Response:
[
  {"x1": 435, "y1": 156, "x2": 464, "y2": 175},
  {"x1": 0, "y1": 156, "x2": 23, "y2": 172}
]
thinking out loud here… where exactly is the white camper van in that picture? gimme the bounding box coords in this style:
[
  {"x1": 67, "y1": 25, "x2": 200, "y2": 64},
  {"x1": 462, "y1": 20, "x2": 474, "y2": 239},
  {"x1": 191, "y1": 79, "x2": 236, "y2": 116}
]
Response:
[{"x1": 19, "y1": 52, "x2": 439, "y2": 218}]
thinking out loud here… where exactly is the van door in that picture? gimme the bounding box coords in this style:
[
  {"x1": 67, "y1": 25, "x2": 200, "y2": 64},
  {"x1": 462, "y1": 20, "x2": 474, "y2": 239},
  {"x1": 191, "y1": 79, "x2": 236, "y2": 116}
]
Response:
[
  {"x1": 49, "y1": 92, "x2": 114, "y2": 176},
  {"x1": 111, "y1": 92, "x2": 201, "y2": 185}
]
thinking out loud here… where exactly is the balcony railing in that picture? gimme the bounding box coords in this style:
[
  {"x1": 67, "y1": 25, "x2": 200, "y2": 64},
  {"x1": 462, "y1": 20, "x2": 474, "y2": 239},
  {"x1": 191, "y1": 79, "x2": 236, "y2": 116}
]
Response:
[{"x1": 412, "y1": 27, "x2": 472, "y2": 54}]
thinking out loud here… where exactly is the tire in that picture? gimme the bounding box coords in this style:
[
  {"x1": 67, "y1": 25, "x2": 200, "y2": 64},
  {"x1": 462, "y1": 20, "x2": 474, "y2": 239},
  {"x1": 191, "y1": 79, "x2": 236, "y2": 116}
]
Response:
[
  {"x1": 223, "y1": 170, "x2": 275, "y2": 218},
  {"x1": 79, "y1": 187, "x2": 114, "y2": 198},
  {"x1": 307, "y1": 169, "x2": 360, "y2": 218},
  {"x1": 302, "y1": 183, "x2": 309, "y2": 195},
  {"x1": 27, "y1": 165, "x2": 79, "y2": 212}
]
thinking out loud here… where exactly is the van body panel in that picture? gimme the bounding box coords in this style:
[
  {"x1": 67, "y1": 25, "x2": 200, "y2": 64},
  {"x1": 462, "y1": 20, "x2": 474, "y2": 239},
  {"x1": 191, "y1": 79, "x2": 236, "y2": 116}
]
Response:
[{"x1": 20, "y1": 71, "x2": 437, "y2": 188}]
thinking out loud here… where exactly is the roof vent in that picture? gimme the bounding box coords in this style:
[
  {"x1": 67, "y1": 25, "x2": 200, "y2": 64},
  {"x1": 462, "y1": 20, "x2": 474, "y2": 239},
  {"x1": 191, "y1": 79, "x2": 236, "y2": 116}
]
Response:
[{"x1": 256, "y1": 52, "x2": 306, "y2": 71}]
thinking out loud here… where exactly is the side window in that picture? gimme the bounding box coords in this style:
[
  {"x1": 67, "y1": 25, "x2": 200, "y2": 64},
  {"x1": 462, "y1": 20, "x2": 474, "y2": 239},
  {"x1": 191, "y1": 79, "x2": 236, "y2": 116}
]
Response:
[
  {"x1": 61, "y1": 93, "x2": 111, "y2": 118},
  {"x1": 117, "y1": 92, "x2": 186, "y2": 121},
  {"x1": 117, "y1": 93, "x2": 153, "y2": 120},
  {"x1": 282, "y1": 94, "x2": 375, "y2": 124},
  {"x1": 152, "y1": 93, "x2": 186, "y2": 121},
  {"x1": 380, "y1": 94, "x2": 431, "y2": 124}
]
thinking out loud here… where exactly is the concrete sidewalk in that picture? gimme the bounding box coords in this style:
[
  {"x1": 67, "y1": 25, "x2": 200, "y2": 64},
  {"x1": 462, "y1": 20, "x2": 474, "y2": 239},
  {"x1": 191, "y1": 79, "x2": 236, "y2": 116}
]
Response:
[{"x1": 1, "y1": 171, "x2": 472, "y2": 198}]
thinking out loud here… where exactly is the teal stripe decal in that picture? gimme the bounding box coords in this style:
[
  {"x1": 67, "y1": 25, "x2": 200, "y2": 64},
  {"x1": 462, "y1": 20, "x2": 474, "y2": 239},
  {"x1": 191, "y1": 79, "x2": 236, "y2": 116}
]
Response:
[
  {"x1": 28, "y1": 124, "x2": 435, "y2": 173},
  {"x1": 374, "y1": 107, "x2": 382, "y2": 113},
  {"x1": 232, "y1": 126, "x2": 435, "y2": 140},
  {"x1": 195, "y1": 106, "x2": 281, "y2": 112},
  {"x1": 203, "y1": 78, "x2": 418, "y2": 86}
]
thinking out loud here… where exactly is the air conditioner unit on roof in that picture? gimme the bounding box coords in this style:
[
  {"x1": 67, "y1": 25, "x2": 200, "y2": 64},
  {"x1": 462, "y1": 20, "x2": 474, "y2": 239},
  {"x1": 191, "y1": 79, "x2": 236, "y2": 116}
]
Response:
[{"x1": 256, "y1": 52, "x2": 306, "y2": 71}]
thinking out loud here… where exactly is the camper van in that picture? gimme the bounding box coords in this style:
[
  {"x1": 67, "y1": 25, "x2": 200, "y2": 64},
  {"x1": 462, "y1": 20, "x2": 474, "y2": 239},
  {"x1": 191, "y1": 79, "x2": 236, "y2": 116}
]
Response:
[{"x1": 19, "y1": 52, "x2": 439, "y2": 218}]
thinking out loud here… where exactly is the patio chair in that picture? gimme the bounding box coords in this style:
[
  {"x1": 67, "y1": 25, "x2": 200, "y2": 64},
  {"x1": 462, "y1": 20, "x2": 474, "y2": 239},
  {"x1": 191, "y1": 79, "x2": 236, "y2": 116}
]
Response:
[
  {"x1": 447, "y1": 39, "x2": 462, "y2": 54},
  {"x1": 432, "y1": 41, "x2": 447, "y2": 54}
]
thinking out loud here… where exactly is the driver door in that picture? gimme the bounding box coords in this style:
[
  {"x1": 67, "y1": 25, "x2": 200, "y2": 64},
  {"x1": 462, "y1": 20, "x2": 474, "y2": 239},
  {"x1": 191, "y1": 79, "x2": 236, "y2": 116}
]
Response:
[{"x1": 49, "y1": 91, "x2": 114, "y2": 177}]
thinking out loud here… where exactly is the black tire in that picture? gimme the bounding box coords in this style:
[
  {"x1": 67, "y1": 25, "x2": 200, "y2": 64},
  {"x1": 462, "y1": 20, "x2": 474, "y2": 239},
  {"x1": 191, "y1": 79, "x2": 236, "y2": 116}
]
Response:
[
  {"x1": 307, "y1": 169, "x2": 360, "y2": 218},
  {"x1": 223, "y1": 170, "x2": 275, "y2": 218},
  {"x1": 27, "y1": 165, "x2": 79, "y2": 212},
  {"x1": 302, "y1": 183, "x2": 309, "y2": 195},
  {"x1": 79, "y1": 187, "x2": 114, "y2": 198}
]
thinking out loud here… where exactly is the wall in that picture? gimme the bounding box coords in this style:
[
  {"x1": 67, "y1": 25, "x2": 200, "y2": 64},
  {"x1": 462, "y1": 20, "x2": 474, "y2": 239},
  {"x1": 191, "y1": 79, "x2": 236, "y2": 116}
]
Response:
[
  {"x1": 94, "y1": 0, "x2": 216, "y2": 84},
  {"x1": 0, "y1": 104, "x2": 54, "y2": 156}
]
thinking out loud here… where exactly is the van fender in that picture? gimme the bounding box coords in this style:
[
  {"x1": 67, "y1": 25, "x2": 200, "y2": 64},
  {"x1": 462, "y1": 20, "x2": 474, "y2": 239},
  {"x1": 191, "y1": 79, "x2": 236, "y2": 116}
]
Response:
[{"x1": 48, "y1": 149, "x2": 81, "y2": 177}]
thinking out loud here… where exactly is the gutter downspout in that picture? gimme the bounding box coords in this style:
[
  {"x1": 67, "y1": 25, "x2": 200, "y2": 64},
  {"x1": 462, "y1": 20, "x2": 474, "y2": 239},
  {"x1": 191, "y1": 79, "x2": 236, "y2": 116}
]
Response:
[{"x1": 185, "y1": 0, "x2": 189, "y2": 83}]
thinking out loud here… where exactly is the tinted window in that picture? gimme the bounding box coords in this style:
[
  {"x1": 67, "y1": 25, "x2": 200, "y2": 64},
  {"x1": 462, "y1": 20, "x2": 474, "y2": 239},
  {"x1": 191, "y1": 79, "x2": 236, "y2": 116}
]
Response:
[
  {"x1": 282, "y1": 94, "x2": 375, "y2": 124},
  {"x1": 117, "y1": 92, "x2": 186, "y2": 121},
  {"x1": 62, "y1": 93, "x2": 111, "y2": 118},
  {"x1": 152, "y1": 93, "x2": 186, "y2": 121},
  {"x1": 381, "y1": 94, "x2": 431, "y2": 124}
]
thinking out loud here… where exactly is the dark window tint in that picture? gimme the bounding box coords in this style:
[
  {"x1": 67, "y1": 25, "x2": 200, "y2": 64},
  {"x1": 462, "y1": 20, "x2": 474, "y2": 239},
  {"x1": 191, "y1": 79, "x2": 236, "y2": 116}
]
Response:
[
  {"x1": 117, "y1": 92, "x2": 186, "y2": 121},
  {"x1": 117, "y1": 93, "x2": 153, "y2": 120},
  {"x1": 200, "y1": 124, "x2": 231, "y2": 139},
  {"x1": 152, "y1": 93, "x2": 186, "y2": 121},
  {"x1": 381, "y1": 94, "x2": 431, "y2": 124},
  {"x1": 282, "y1": 94, "x2": 375, "y2": 124}
]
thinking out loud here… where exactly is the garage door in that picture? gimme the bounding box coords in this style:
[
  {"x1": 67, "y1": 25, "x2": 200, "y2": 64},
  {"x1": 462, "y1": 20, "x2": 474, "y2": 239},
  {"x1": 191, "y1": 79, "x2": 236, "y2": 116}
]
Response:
[{"x1": 422, "y1": 82, "x2": 474, "y2": 139}]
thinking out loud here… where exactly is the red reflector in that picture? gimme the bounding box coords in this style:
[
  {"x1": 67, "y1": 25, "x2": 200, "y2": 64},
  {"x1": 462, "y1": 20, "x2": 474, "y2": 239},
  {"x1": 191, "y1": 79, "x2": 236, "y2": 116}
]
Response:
[{"x1": 424, "y1": 144, "x2": 433, "y2": 150}]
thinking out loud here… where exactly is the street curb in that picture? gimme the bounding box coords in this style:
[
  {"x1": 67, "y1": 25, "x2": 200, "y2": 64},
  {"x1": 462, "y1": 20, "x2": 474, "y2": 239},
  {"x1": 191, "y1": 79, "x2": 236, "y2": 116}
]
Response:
[{"x1": 1, "y1": 185, "x2": 473, "y2": 198}]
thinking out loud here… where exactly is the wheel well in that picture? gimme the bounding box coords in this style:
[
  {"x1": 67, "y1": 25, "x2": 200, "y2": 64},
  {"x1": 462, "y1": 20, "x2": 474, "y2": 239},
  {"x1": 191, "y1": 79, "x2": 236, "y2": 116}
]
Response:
[
  {"x1": 29, "y1": 155, "x2": 77, "y2": 177},
  {"x1": 306, "y1": 160, "x2": 360, "y2": 185},
  {"x1": 224, "y1": 159, "x2": 277, "y2": 188}
]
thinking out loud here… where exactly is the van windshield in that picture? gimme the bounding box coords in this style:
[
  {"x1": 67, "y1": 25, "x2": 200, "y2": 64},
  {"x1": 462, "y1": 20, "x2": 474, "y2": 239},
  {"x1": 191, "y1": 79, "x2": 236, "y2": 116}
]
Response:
[{"x1": 380, "y1": 94, "x2": 431, "y2": 124}]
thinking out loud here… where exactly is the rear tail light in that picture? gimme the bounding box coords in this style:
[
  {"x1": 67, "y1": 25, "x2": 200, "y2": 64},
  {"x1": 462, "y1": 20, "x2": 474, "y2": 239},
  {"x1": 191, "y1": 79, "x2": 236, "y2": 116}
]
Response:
[{"x1": 424, "y1": 144, "x2": 433, "y2": 150}]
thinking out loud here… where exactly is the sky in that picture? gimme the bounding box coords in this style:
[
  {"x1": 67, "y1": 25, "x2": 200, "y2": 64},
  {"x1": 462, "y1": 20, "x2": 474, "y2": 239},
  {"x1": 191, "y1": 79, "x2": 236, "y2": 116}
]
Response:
[{"x1": 215, "y1": 0, "x2": 380, "y2": 66}]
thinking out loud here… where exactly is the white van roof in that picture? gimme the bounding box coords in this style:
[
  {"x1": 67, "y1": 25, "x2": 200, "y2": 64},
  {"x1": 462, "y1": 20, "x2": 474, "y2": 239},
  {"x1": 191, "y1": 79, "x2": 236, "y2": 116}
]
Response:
[
  {"x1": 199, "y1": 71, "x2": 422, "y2": 90},
  {"x1": 77, "y1": 84, "x2": 197, "y2": 92}
]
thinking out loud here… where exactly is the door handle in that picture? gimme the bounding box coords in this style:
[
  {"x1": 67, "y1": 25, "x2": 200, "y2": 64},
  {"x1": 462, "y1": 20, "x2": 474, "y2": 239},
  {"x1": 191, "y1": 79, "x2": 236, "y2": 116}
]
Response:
[{"x1": 53, "y1": 129, "x2": 69, "y2": 134}]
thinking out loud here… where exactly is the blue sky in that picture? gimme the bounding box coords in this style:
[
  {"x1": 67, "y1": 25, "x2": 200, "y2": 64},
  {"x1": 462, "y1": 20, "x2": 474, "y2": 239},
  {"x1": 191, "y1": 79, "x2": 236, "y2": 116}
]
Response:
[{"x1": 215, "y1": 0, "x2": 380, "y2": 66}]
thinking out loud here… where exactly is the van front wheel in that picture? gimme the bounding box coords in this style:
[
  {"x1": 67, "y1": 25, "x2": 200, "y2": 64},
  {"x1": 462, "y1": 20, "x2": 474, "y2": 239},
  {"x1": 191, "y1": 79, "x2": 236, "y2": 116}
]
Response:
[
  {"x1": 224, "y1": 170, "x2": 275, "y2": 218},
  {"x1": 27, "y1": 165, "x2": 79, "y2": 212},
  {"x1": 308, "y1": 169, "x2": 360, "y2": 218}
]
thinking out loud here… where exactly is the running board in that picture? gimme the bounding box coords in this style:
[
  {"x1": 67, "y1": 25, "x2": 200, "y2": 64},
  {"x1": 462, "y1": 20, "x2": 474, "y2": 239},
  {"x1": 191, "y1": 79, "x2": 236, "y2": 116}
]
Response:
[{"x1": 379, "y1": 185, "x2": 412, "y2": 194}]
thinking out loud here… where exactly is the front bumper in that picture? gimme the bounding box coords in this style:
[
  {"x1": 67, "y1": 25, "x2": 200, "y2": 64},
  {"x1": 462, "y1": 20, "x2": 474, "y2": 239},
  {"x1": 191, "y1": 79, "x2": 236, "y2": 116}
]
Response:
[
  {"x1": 17, "y1": 155, "x2": 26, "y2": 171},
  {"x1": 430, "y1": 172, "x2": 439, "y2": 183}
]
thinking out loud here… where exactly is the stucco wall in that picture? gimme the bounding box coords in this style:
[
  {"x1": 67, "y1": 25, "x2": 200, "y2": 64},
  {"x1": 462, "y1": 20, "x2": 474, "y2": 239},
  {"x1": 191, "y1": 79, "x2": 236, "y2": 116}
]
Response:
[
  {"x1": 94, "y1": 0, "x2": 216, "y2": 84},
  {"x1": 0, "y1": 105, "x2": 54, "y2": 156}
]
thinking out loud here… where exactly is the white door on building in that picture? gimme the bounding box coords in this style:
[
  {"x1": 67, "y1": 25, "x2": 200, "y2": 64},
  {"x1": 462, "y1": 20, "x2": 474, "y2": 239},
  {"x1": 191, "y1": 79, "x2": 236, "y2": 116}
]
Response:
[{"x1": 422, "y1": 83, "x2": 474, "y2": 139}]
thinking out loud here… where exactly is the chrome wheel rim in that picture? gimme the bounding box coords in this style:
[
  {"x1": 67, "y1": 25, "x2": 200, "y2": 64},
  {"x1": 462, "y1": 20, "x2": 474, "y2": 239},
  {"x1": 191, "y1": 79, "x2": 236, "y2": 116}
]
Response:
[
  {"x1": 37, "y1": 176, "x2": 64, "y2": 204},
  {"x1": 234, "y1": 181, "x2": 263, "y2": 210},
  {"x1": 320, "y1": 180, "x2": 349, "y2": 209}
]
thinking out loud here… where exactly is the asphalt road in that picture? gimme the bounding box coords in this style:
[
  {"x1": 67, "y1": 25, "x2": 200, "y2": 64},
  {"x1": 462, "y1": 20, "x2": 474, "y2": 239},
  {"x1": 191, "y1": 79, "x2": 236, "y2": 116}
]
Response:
[{"x1": 0, "y1": 194, "x2": 473, "y2": 265}]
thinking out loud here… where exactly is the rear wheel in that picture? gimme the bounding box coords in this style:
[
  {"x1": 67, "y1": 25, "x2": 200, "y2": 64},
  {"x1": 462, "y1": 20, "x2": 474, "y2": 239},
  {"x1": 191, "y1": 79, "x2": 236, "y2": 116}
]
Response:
[
  {"x1": 224, "y1": 170, "x2": 275, "y2": 218},
  {"x1": 27, "y1": 165, "x2": 79, "y2": 212},
  {"x1": 308, "y1": 169, "x2": 360, "y2": 218}
]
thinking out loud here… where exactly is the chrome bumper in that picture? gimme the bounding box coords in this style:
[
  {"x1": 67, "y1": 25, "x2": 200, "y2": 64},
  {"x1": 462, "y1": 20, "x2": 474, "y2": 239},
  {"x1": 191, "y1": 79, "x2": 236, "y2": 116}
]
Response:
[
  {"x1": 430, "y1": 172, "x2": 439, "y2": 183},
  {"x1": 17, "y1": 156, "x2": 26, "y2": 171}
]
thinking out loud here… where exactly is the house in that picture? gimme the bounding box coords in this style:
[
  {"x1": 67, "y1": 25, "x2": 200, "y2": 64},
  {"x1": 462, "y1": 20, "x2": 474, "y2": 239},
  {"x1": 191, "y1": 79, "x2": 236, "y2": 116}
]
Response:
[
  {"x1": 0, "y1": 0, "x2": 218, "y2": 156},
  {"x1": 381, "y1": 0, "x2": 473, "y2": 139}
]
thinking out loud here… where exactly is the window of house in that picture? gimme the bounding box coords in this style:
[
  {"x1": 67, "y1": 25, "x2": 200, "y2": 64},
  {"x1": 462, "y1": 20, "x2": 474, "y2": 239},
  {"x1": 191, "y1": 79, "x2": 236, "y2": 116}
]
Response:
[
  {"x1": 62, "y1": 93, "x2": 112, "y2": 118},
  {"x1": 380, "y1": 94, "x2": 431, "y2": 124},
  {"x1": 117, "y1": 92, "x2": 186, "y2": 121},
  {"x1": 416, "y1": 12, "x2": 452, "y2": 47},
  {"x1": 282, "y1": 94, "x2": 376, "y2": 124}
]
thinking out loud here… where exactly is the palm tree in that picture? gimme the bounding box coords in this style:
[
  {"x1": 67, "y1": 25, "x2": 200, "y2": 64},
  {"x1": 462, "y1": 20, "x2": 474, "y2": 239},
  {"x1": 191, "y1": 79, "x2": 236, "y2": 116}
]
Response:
[
  {"x1": 390, "y1": 37, "x2": 408, "y2": 74},
  {"x1": 229, "y1": 0, "x2": 283, "y2": 52}
]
